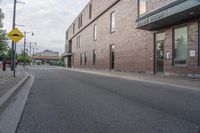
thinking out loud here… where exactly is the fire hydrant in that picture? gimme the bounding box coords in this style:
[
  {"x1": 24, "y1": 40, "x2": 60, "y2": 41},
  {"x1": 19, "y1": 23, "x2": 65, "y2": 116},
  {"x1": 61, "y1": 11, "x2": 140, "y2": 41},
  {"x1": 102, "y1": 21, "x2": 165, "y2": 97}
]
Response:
[{"x1": 2, "y1": 59, "x2": 6, "y2": 71}]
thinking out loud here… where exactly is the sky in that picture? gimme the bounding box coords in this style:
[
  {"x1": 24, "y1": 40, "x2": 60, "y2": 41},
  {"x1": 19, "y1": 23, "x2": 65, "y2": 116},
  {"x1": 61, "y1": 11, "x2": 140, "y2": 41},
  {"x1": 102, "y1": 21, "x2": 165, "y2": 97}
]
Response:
[{"x1": 0, "y1": 0, "x2": 89, "y2": 55}]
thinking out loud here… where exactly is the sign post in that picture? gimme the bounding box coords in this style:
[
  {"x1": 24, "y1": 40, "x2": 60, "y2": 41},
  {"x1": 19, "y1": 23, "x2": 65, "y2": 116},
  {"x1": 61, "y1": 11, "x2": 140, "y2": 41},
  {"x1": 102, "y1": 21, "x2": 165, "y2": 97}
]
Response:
[{"x1": 7, "y1": 28, "x2": 24, "y2": 77}]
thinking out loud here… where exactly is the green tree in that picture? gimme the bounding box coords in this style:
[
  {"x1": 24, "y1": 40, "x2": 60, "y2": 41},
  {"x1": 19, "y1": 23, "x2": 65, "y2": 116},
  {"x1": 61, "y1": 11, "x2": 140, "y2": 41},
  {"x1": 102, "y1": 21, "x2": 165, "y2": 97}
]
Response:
[
  {"x1": 0, "y1": 8, "x2": 8, "y2": 60},
  {"x1": 5, "y1": 48, "x2": 12, "y2": 60},
  {"x1": 17, "y1": 52, "x2": 31, "y2": 63}
]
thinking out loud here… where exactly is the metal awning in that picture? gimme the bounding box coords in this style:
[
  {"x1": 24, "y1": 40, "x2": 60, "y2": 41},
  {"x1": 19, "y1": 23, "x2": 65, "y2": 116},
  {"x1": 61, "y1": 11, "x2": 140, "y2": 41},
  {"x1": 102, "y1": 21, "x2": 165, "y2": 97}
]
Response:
[{"x1": 136, "y1": 0, "x2": 200, "y2": 31}]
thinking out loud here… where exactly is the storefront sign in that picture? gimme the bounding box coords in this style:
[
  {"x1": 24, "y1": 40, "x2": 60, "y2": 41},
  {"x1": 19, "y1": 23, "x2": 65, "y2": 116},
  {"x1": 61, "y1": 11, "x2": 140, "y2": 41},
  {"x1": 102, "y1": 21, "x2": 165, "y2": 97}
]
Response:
[
  {"x1": 136, "y1": 0, "x2": 200, "y2": 29},
  {"x1": 137, "y1": 10, "x2": 169, "y2": 27}
]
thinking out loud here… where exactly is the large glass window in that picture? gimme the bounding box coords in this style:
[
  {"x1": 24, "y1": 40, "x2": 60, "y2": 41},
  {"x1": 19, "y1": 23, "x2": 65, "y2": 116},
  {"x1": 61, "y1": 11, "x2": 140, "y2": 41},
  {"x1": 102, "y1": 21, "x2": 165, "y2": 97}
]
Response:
[
  {"x1": 173, "y1": 26, "x2": 188, "y2": 66},
  {"x1": 110, "y1": 11, "x2": 116, "y2": 33},
  {"x1": 139, "y1": 0, "x2": 147, "y2": 16},
  {"x1": 93, "y1": 24, "x2": 97, "y2": 41}
]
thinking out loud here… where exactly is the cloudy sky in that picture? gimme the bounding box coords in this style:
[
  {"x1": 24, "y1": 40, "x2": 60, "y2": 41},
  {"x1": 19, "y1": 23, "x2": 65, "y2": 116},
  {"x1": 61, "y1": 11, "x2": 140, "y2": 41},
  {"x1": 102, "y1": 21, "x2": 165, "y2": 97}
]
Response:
[{"x1": 0, "y1": 0, "x2": 89, "y2": 55}]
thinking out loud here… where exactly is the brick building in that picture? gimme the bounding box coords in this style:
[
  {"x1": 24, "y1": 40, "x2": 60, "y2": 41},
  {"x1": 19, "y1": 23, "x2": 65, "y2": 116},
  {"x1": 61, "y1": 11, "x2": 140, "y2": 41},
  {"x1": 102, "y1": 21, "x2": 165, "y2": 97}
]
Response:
[{"x1": 63, "y1": 0, "x2": 200, "y2": 78}]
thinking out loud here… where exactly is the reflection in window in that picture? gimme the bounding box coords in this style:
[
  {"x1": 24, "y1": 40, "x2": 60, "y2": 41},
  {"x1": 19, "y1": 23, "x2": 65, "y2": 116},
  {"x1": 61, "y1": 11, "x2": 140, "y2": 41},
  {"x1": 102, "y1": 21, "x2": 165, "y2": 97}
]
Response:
[
  {"x1": 139, "y1": 0, "x2": 147, "y2": 16},
  {"x1": 93, "y1": 24, "x2": 97, "y2": 41},
  {"x1": 174, "y1": 26, "x2": 188, "y2": 66},
  {"x1": 110, "y1": 12, "x2": 116, "y2": 33}
]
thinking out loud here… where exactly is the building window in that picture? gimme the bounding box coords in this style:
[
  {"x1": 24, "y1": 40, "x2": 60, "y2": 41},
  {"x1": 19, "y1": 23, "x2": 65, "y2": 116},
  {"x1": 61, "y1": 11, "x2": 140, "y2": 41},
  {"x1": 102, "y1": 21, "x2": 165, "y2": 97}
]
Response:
[
  {"x1": 76, "y1": 35, "x2": 81, "y2": 48},
  {"x1": 80, "y1": 53, "x2": 82, "y2": 65},
  {"x1": 66, "y1": 31, "x2": 68, "y2": 40},
  {"x1": 110, "y1": 11, "x2": 116, "y2": 33},
  {"x1": 110, "y1": 44, "x2": 115, "y2": 69},
  {"x1": 199, "y1": 21, "x2": 200, "y2": 66},
  {"x1": 89, "y1": 3, "x2": 92, "y2": 19},
  {"x1": 93, "y1": 49, "x2": 96, "y2": 65},
  {"x1": 138, "y1": 0, "x2": 147, "y2": 17},
  {"x1": 78, "y1": 15, "x2": 83, "y2": 29},
  {"x1": 173, "y1": 26, "x2": 188, "y2": 66},
  {"x1": 73, "y1": 23, "x2": 75, "y2": 33},
  {"x1": 93, "y1": 24, "x2": 97, "y2": 41},
  {"x1": 84, "y1": 52, "x2": 87, "y2": 65}
]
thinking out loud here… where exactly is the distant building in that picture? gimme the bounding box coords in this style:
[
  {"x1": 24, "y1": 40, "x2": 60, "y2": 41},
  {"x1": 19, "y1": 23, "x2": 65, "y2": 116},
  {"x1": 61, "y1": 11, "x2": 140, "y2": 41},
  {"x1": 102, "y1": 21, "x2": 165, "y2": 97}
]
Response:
[
  {"x1": 36, "y1": 50, "x2": 59, "y2": 57},
  {"x1": 32, "y1": 50, "x2": 60, "y2": 64}
]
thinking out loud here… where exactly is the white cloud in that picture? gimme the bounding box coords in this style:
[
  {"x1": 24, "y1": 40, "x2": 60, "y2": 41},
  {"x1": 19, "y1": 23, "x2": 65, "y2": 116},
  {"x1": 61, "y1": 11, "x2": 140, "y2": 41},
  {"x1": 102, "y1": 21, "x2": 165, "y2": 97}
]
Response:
[{"x1": 0, "y1": 0, "x2": 89, "y2": 55}]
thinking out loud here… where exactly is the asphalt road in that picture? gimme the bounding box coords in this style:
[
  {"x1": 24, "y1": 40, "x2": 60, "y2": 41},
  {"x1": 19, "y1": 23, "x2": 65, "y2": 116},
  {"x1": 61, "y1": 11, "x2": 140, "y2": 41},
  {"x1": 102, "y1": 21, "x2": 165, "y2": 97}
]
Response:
[{"x1": 16, "y1": 66, "x2": 200, "y2": 133}]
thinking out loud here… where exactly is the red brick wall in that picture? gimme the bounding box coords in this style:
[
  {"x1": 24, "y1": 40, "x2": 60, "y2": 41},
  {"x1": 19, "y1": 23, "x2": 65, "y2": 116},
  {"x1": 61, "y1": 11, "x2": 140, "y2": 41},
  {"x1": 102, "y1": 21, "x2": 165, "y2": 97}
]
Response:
[
  {"x1": 65, "y1": 0, "x2": 200, "y2": 76},
  {"x1": 146, "y1": 0, "x2": 177, "y2": 13}
]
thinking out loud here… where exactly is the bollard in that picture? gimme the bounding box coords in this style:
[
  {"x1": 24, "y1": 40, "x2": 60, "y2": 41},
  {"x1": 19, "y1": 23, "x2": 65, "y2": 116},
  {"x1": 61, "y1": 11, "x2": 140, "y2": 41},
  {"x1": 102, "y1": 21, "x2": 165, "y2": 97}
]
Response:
[{"x1": 2, "y1": 59, "x2": 6, "y2": 71}]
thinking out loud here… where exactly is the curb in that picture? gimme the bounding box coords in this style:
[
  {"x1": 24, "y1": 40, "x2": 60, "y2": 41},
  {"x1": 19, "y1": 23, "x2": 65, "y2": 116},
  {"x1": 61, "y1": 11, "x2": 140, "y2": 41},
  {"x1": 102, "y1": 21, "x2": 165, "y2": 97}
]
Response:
[
  {"x1": 63, "y1": 68, "x2": 200, "y2": 92},
  {"x1": 0, "y1": 73, "x2": 35, "y2": 133},
  {"x1": 0, "y1": 72, "x2": 29, "y2": 110}
]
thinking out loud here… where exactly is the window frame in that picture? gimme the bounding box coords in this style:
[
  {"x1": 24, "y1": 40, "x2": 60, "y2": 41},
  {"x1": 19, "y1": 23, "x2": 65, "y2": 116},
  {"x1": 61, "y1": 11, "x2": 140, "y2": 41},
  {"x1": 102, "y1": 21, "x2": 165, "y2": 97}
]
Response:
[
  {"x1": 76, "y1": 35, "x2": 81, "y2": 48},
  {"x1": 172, "y1": 25, "x2": 188, "y2": 67},
  {"x1": 93, "y1": 49, "x2": 96, "y2": 65},
  {"x1": 66, "y1": 31, "x2": 68, "y2": 40},
  {"x1": 110, "y1": 11, "x2": 116, "y2": 33},
  {"x1": 80, "y1": 53, "x2": 82, "y2": 65},
  {"x1": 73, "y1": 23, "x2": 75, "y2": 34},
  {"x1": 198, "y1": 21, "x2": 200, "y2": 67},
  {"x1": 138, "y1": 0, "x2": 147, "y2": 18},
  {"x1": 80, "y1": 14, "x2": 82, "y2": 27},
  {"x1": 89, "y1": 3, "x2": 92, "y2": 19},
  {"x1": 78, "y1": 15, "x2": 83, "y2": 29},
  {"x1": 76, "y1": 36, "x2": 78, "y2": 48},
  {"x1": 84, "y1": 51, "x2": 87, "y2": 65},
  {"x1": 93, "y1": 24, "x2": 97, "y2": 41}
]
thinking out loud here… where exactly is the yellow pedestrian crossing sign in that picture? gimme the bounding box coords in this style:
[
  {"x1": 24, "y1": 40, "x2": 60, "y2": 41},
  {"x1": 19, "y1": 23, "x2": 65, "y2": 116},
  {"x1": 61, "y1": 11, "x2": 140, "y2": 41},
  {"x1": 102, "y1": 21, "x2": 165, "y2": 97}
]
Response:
[{"x1": 7, "y1": 28, "x2": 24, "y2": 43}]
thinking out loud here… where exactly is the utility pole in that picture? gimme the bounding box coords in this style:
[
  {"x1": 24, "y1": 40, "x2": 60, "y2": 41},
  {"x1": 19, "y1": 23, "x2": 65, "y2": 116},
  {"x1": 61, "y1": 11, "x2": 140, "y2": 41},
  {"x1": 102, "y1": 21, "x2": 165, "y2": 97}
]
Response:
[
  {"x1": 30, "y1": 42, "x2": 31, "y2": 56},
  {"x1": 11, "y1": 0, "x2": 17, "y2": 77},
  {"x1": 23, "y1": 31, "x2": 26, "y2": 68}
]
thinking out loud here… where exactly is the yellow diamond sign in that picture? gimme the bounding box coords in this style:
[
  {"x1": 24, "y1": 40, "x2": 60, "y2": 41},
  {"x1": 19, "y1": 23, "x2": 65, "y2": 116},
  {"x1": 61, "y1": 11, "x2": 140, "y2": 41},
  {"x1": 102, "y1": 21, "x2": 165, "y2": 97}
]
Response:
[{"x1": 7, "y1": 28, "x2": 24, "y2": 43}]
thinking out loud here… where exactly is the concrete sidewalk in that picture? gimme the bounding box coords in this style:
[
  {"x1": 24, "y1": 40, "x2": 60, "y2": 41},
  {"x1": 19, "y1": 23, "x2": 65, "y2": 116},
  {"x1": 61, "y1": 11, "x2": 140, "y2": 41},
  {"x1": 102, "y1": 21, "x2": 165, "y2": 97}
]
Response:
[
  {"x1": 0, "y1": 68, "x2": 30, "y2": 114},
  {"x1": 0, "y1": 69, "x2": 24, "y2": 97},
  {"x1": 62, "y1": 68, "x2": 200, "y2": 91}
]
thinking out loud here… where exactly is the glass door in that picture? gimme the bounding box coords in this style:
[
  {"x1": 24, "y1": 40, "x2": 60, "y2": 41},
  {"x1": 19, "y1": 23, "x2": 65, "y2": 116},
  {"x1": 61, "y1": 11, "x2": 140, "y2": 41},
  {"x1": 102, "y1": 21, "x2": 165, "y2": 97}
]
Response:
[
  {"x1": 155, "y1": 32, "x2": 165, "y2": 73},
  {"x1": 156, "y1": 41, "x2": 164, "y2": 72}
]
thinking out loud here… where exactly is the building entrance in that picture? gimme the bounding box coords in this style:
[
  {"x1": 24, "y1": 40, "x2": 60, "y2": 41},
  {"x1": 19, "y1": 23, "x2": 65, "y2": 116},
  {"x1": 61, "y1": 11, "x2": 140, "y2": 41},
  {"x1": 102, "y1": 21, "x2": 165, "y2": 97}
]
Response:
[{"x1": 155, "y1": 32, "x2": 165, "y2": 73}]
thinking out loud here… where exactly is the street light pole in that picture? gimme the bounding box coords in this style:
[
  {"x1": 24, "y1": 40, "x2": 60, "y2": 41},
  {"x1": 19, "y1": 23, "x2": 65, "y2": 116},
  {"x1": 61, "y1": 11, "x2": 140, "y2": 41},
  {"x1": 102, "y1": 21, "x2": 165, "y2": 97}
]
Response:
[
  {"x1": 23, "y1": 32, "x2": 34, "y2": 68},
  {"x1": 11, "y1": 0, "x2": 17, "y2": 77},
  {"x1": 30, "y1": 42, "x2": 31, "y2": 56},
  {"x1": 33, "y1": 48, "x2": 35, "y2": 56},
  {"x1": 23, "y1": 31, "x2": 26, "y2": 68}
]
